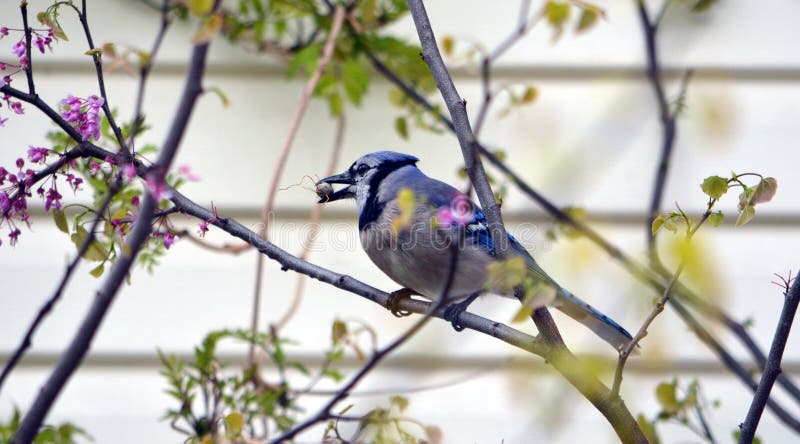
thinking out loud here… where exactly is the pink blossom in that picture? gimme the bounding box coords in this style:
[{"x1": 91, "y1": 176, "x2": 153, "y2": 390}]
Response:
[
  {"x1": 10, "y1": 102, "x2": 23, "y2": 114},
  {"x1": 8, "y1": 228, "x2": 21, "y2": 246},
  {"x1": 131, "y1": 195, "x2": 139, "y2": 207},
  {"x1": 145, "y1": 176, "x2": 172, "y2": 201},
  {"x1": 11, "y1": 40, "x2": 25, "y2": 58},
  {"x1": 34, "y1": 36, "x2": 45, "y2": 53},
  {"x1": 0, "y1": 117, "x2": 7, "y2": 127},
  {"x1": 198, "y1": 220, "x2": 209, "y2": 237},
  {"x1": 163, "y1": 232, "x2": 177, "y2": 249},
  {"x1": 122, "y1": 163, "x2": 137, "y2": 180},
  {"x1": 44, "y1": 187, "x2": 62, "y2": 211},
  {"x1": 0, "y1": 191, "x2": 10, "y2": 213},
  {"x1": 27, "y1": 146, "x2": 49, "y2": 164},
  {"x1": 89, "y1": 161, "x2": 101, "y2": 174},
  {"x1": 178, "y1": 164, "x2": 201, "y2": 182},
  {"x1": 59, "y1": 94, "x2": 104, "y2": 141},
  {"x1": 0, "y1": 27, "x2": 8, "y2": 37}
]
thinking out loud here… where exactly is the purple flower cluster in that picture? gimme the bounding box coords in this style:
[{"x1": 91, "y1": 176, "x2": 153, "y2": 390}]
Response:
[
  {"x1": 1, "y1": 26, "x2": 57, "y2": 124},
  {"x1": 0, "y1": 157, "x2": 35, "y2": 247},
  {"x1": 0, "y1": 149, "x2": 89, "y2": 247},
  {"x1": 59, "y1": 94, "x2": 104, "y2": 141}
]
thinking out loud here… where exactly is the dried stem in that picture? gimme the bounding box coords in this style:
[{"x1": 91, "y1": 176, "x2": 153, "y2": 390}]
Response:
[
  {"x1": 246, "y1": 4, "x2": 346, "y2": 371},
  {"x1": 273, "y1": 113, "x2": 346, "y2": 332}
]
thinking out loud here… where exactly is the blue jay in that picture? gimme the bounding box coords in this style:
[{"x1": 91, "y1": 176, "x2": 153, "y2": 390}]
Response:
[{"x1": 317, "y1": 151, "x2": 633, "y2": 351}]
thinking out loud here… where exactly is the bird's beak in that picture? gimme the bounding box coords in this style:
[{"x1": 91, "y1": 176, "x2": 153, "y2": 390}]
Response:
[{"x1": 316, "y1": 171, "x2": 355, "y2": 203}]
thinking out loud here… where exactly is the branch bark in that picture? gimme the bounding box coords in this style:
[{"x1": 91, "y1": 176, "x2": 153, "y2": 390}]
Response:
[
  {"x1": 405, "y1": 1, "x2": 646, "y2": 442},
  {"x1": 358, "y1": 26, "x2": 800, "y2": 424},
  {"x1": 10, "y1": 19, "x2": 214, "y2": 441},
  {"x1": 739, "y1": 274, "x2": 800, "y2": 443}
]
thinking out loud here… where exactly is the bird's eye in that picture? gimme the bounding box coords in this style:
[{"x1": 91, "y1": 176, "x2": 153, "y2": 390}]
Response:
[{"x1": 356, "y1": 164, "x2": 369, "y2": 175}]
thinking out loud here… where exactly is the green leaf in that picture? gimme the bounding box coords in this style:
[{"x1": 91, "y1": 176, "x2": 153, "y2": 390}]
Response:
[
  {"x1": 332, "y1": 320, "x2": 348, "y2": 343},
  {"x1": 485, "y1": 257, "x2": 527, "y2": 292},
  {"x1": 651, "y1": 214, "x2": 666, "y2": 235},
  {"x1": 342, "y1": 58, "x2": 370, "y2": 105},
  {"x1": 394, "y1": 116, "x2": 409, "y2": 139},
  {"x1": 520, "y1": 86, "x2": 538, "y2": 104},
  {"x1": 70, "y1": 226, "x2": 108, "y2": 262},
  {"x1": 708, "y1": 211, "x2": 724, "y2": 227},
  {"x1": 327, "y1": 92, "x2": 343, "y2": 117},
  {"x1": 189, "y1": 0, "x2": 214, "y2": 15},
  {"x1": 655, "y1": 381, "x2": 680, "y2": 414},
  {"x1": 53, "y1": 209, "x2": 69, "y2": 233},
  {"x1": 691, "y1": 0, "x2": 717, "y2": 12},
  {"x1": 287, "y1": 44, "x2": 320, "y2": 78},
  {"x1": 192, "y1": 13, "x2": 223, "y2": 44},
  {"x1": 510, "y1": 305, "x2": 533, "y2": 324},
  {"x1": 207, "y1": 86, "x2": 230, "y2": 107},
  {"x1": 576, "y1": 7, "x2": 599, "y2": 33},
  {"x1": 89, "y1": 263, "x2": 104, "y2": 278},
  {"x1": 736, "y1": 205, "x2": 756, "y2": 227},
  {"x1": 637, "y1": 414, "x2": 660, "y2": 444},
  {"x1": 224, "y1": 412, "x2": 244, "y2": 437},
  {"x1": 441, "y1": 36, "x2": 454, "y2": 56},
  {"x1": 700, "y1": 175, "x2": 728, "y2": 199},
  {"x1": 84, "y1": 48, "x2": 102, "y2": 57},
  {"x1": 750, "y1": 177, "x2": 778, "y2": 205},
  {"x1": 545, "y1": 1, "x2": 571, "y2": 26}
]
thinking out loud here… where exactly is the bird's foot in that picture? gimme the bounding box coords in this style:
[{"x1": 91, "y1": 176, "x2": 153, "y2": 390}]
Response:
[
  {"x1": 385, "y1": 288, "x2": 415, "y2": 317},
  {"x1": 443, "y1": 292, "x2": 481, "y2": 332}
]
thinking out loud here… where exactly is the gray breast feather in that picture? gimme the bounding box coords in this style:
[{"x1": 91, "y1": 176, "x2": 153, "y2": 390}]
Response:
[{"x1": 360, "y1": 197, "x2": 495, "y2": 301}]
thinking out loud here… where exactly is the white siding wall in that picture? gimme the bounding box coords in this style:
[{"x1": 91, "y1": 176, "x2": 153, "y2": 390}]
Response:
[{"x1": 1, "y1": 1, "x2": 799, "y2": 442}]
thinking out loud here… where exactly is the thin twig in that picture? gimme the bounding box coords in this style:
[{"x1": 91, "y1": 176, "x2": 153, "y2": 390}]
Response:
[
  {"x1": 246, "y1": 4, "x2": 347, "y2": 371},
  {"x1": 473, "y1": 0, "x2": 539, "y2": 137},
  {"x1": 20, "y1": 3, "x2": 35, "y2": 94},
  {"x1": 614, "y1": 210, "x2": 711, "y2": 395},
  {"x1": 274, "y1": 112, "x2": 346, "y2": 332},
  {"x1": 0, "y1": 176, "x2": 122, "y2": 394},
  {"x1": 128, "y1": 0, "x2": 173, "y2": 152},
  {"x1": 271, "y1": 242, "x2": 462, "y2": 443},
  {"x1": 78, "y1": 0, "x2": 127, "y2": 152},
  {"x1": 638, "y1": 0, "x2": 678, "y2": 266},
  {"x1": 739, "y1": 272, "x2": 800, "y2": 443},
  {"x1": 360, "y1": 29, "x2": 800, "y2": 417},
  {"x1": 406, "y1": 1, "x2": 645, "y2": 442},
  {"x1": 10, "y1": 8, "x2": 216, "y2": 440},
  {"x1": 613, "y1": 262, "x2": 685, "y2": 395}
]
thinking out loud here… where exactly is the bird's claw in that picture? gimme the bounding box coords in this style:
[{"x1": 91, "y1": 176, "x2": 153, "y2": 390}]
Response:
[
  {"x1": 443, "y1": 301, "x2": 468, "y2": 331},
  {"x1": 443, "y1": 292, "x2": 481, "y2": 332},
  {"x1": 385, "y1": 288, "x2": 414, "y2": 317}
]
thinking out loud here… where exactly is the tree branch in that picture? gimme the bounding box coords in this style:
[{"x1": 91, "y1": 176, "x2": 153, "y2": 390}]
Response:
[
  {"x1": 10, "y1": 12, "x2": 214, "y2": 440},
  {"x1": 739, "y1": 274, "x2": 800, "y2": 442},
  {"x1": 359, "y1": 26, "x2": 800, "y2": 419},
  {"x1": 20, "y1": 3, "x2": 35, "y2": 94},
  {"x1": 0, "y1": 176, "x2": 122, "y2": 394},
  {"x1": 78, "y1": 0, "x2": 127, "y2": 153},
  {"x1": 271, "y1": 242, "x2": 462, "y2": 442},
  {"x1": 405, "y1": 1, "x2": 645, "y2": 442}
]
